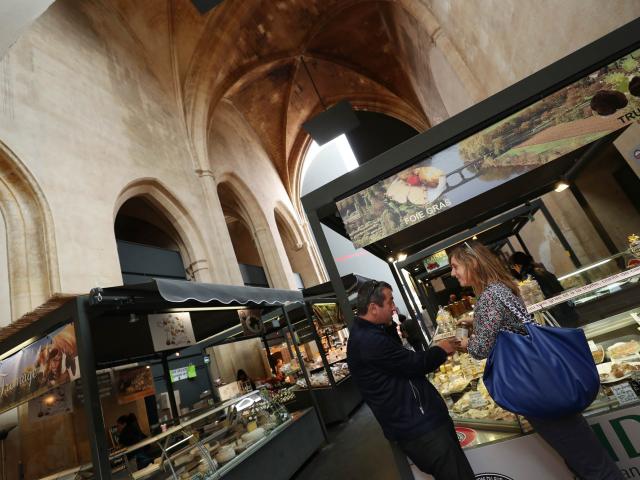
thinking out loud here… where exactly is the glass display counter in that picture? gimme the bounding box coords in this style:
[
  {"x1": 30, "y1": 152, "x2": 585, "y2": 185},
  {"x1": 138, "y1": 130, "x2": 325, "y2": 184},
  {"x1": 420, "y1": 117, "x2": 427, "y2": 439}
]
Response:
[
  {"x1": 40, "y1": 389, "x2": 324, "y2": 480},
  {"x1": 261, "y1": 301, "x2": 362, "y2": 425}
]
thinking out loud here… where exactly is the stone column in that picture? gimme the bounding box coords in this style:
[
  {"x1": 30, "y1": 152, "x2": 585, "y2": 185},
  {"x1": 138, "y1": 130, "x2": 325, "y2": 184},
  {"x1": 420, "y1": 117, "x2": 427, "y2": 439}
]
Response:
[
  {"x1": 195, "y1": 169, "x2": 244, "y2": 285},
  {"x1": 253, "y1": 224, "x2": 297, "y2": 290}
]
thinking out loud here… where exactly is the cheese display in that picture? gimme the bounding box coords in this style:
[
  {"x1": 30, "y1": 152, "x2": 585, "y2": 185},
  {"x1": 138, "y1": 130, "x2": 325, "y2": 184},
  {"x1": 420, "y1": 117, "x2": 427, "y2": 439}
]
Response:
[
  {"x1": 430, "y1": 352, "x2": 516, "y2": 425},
  {"x1": 606, "y1": 340, "x2": 640, "y2": 360},
  {"x1": 296, "y1": 361, "x2": 350, "y2": 388}
]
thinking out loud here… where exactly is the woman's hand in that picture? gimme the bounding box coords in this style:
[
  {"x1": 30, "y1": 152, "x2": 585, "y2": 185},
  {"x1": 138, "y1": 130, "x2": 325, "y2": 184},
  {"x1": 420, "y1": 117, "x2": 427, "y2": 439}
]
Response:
[
  {"x1": 456, "y1": 319, "x2": 473, "y2": 335},
  {"x1": 456, "y1": 337, "x2": 469, "y2": 352}
]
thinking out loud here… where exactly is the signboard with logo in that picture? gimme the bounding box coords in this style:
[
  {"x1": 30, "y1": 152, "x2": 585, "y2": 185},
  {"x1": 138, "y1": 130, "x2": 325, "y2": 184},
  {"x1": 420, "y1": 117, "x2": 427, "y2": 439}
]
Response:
[
  {"x1": 411, "y1": 405, "x2": 640, "y2": 480},
  {"x1": 0, "y1": 323, "x2": 79, "y2": 415},
  {"x1": 614, "y1": 121, "x2": 640, "y2": 178},
  {"x1": 238, "y1": 309, "x2": 265, "y2": 336},
  {"x1": 170, "y1": 365, "x2": 197, "y2": 383},
  {"x1": 337, "y1": 47, "x2": 640, "y2": 248}
]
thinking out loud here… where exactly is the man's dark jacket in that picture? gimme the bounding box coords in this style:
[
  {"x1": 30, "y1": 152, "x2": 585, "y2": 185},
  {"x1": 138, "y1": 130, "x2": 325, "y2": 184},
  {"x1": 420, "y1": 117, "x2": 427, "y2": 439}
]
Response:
[{"x1": 347, "y1": 316, "x2": 450, "y2": 441}]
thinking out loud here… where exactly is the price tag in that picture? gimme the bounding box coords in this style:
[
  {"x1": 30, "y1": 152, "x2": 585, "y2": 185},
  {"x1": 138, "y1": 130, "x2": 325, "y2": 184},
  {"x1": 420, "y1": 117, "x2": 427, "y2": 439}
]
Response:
[
  {"x1": 588, "y1": 340, "x2": 599, "y2": 353},
  {"x1": 611, "y1": 382, "x2": 639, "y2": 406},
  {"x1": 468, "y1": 391, "x2": 488, "y2": 409}
]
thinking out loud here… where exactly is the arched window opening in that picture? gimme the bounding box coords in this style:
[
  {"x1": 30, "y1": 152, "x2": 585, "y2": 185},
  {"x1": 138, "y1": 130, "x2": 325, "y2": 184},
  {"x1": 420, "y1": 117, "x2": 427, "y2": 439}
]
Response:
[{"x1": 114, "y1": 197, "x2": 188, "y2": 283}]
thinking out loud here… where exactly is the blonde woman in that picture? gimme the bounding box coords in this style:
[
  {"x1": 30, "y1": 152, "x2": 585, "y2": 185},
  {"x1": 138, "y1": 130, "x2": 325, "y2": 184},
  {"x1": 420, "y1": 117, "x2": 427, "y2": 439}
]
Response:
[{"x1": 450, "y1": 241, "x2": 621, "y2": 480}]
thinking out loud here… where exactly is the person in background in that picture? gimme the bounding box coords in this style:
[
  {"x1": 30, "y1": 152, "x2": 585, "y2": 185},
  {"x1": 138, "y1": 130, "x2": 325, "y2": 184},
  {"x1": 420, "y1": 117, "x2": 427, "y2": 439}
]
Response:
[
  {"x1": 236, "y1": 369, "x2": 256, "y2": 391},
  {"x1": 451, "y1": 242, "x2": 621, "y2": 480},
  {"x1": 448, "y1": 293, "x2": 458, "y2": 304},
  {"x1": 347, "y1": 280, "x2": 474, "y2": 479},
  {"x1": 385, "y1": 309, "x2": 403, "y2": 345},
  {"x1": 271, "y1": 357, "x2": 285, "y2": 382},
  {"x1": 116, "y1": 413, "x2": 152, "y2": 469},
  {"x1": 509, "y1": 251, "x2": 579, "y2": 327},
  {"x1": 398, "y1": 313, "x2": 426, "y2": 352}
]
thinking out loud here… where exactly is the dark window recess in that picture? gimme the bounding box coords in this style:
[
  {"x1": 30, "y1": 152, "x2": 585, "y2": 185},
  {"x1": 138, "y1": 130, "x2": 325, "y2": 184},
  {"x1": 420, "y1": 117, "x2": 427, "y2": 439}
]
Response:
[
  {"x1": 239, "y1": 263, "x2": 269, "y2": 288},
  {"x1": 346, "y1": 111, "x2": 419, "y2": 165},
  {"x1": 612, "y1": 162, "x2": 640, "y2": 215},
  {"x1": 117, "y1": 240, "x2": 186, "y2": 284}
]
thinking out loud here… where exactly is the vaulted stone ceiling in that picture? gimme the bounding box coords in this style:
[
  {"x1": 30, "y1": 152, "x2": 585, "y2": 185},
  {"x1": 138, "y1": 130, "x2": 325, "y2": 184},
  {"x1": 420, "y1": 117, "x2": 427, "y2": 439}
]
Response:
[{"x1": 91, "y1": 0, "x2": 453, "y2": 197}]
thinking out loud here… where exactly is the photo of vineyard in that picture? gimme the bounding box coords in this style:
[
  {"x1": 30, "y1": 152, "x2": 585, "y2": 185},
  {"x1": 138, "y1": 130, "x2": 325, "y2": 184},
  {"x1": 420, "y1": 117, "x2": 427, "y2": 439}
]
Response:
[
  {"x1": 458, "y1": 47, "x2": 640, "y2": 178},
  {"x1": 338, "y1": 47, "x2": 640, "y2": 248}
]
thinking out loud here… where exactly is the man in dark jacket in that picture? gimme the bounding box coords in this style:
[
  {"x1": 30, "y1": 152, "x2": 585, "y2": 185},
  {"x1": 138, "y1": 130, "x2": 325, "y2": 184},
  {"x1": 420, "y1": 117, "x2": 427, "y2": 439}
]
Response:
[{"x1": 347, "y1": 280, "x2": 475, "y2": 479}]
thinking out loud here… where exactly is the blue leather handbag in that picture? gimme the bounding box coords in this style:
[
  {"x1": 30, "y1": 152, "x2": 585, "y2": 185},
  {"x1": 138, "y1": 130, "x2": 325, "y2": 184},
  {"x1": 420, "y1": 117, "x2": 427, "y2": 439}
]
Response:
[{"x1": 483, "y1": 301, "x2": 600, "y2": 419}]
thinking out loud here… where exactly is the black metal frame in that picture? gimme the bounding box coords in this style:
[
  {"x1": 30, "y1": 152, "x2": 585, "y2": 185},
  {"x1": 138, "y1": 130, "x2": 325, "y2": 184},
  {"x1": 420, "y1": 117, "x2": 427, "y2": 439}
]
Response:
[{"x1": 302, "y1": 19, "x2": 640, "y2": 334}]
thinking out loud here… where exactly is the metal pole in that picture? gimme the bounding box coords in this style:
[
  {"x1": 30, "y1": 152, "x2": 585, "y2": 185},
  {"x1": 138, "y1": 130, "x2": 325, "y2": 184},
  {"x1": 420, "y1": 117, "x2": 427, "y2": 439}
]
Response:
[
  {"x1": 506, "y1": 238, "x2": 517, "y2": 254},
  {"x1": 568, "y1": 184, "x2": 621, "y2": 262},
  {"x1": 282, "y1": 306, "x2": 329, "y2": 442},
  {"x1": 303, "y1": 302, "x2": 336, "y2": 386},
  {"x1": 388, "y1": 261, "x2": 417, "y2": 321},
  {"x1": 539, "y1": 199, "x2": 582, "y2": 268},
  {"x1": 160, "y1": 355, "x2": 180, "y2": 422},
  {"x1": 200, "y1": 347, "x2": 214, "y2": 396},
  {"x1": 262, "y1": 336, "x2": 275, "y2": 374},
  {"x1": 515, "y1": 232, "x2": 532, "y2": 258},
  {"x1": 75, "y1": 297, "x2": 112, "y2": 480},
  {"x1": 306, "y1": 210, "x2": 354, "y2": 328}
]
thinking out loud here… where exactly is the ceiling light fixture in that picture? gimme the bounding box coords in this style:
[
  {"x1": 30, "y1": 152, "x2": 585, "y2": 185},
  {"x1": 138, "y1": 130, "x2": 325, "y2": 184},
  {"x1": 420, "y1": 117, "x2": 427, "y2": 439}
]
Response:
[
  {"x1": 557, "y1": 258, "x2": 612, "y2": 281},
  {"x1": 397, "y1": 253, "x2": 407, "y2": 262},
  {"x1": 300, "y1": 57, "x2": 359, "y2": 145},
  {"x1": 554, "y1": 181, "x2": 570, "y2": 193}
]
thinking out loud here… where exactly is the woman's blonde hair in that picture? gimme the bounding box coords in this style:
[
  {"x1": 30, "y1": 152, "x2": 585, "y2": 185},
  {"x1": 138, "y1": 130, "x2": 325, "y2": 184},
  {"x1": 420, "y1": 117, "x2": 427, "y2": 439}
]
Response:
[{"x1": 448, "y1": 241, "x2": 520, "y2": 296}]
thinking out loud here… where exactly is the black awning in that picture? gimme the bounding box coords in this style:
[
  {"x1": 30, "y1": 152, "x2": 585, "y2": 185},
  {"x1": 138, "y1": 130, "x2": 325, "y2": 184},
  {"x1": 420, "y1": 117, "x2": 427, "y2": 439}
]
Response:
[
  {"x1": 302, "y1": 274, "x2": 372, "y2": 299},
  {"x1": 89, "y1": 278, "x2": 304, "y2": 312},
  {"x1": 152, "y1": 278, "x2": 303, "y2": 306}
]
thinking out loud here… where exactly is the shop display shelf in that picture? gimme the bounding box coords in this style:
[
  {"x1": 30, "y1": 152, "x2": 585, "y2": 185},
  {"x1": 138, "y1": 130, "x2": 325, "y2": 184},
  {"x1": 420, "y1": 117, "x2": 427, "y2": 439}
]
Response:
[
  {"x1": 211, "y1": 418, "x2": 293, "y2": 477},
  {"x1": 451, "y1": 416, "x2": 522, "y2": 433}
]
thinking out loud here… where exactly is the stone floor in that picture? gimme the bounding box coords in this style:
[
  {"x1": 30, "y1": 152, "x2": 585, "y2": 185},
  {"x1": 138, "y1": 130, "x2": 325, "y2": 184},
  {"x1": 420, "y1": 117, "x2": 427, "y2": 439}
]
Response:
[{"x1": 291, "y1": 404, "x2": 402, "y2": 480}]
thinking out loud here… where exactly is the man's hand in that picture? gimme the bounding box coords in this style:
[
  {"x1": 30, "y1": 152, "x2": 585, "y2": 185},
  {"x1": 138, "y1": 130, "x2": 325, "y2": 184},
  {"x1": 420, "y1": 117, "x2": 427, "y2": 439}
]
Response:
[
  {"x1": 436, "y1": 338, "x2": 460, "y2": 355},
  {"x1": 456, "y1": 319, "x2": 473, "y2": 335}
]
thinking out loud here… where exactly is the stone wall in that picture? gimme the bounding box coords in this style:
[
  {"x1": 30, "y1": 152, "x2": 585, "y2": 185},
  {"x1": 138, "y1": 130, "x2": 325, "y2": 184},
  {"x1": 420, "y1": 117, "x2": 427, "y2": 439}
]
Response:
[{"x1": 427, "y1": 0, "x2": 640, "y2": 98}]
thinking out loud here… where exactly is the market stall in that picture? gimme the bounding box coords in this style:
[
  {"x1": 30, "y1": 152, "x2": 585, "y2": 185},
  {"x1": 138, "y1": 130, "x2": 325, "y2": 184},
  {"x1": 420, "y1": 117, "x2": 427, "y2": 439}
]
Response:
[
  {"x1": 301, "y1": 17, "x2": 640, "y2": 479},
  {"x1": 0, "y1": 279, "x2": 327, "y2": 480}
]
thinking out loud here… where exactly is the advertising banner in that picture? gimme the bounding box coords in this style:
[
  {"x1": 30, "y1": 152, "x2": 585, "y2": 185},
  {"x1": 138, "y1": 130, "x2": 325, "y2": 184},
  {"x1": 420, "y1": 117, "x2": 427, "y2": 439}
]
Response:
[
  {"x1": 0, "y1": 323, "x2": 79, "y2": 415},
  {"x1": 423, "y1": 250, "x2": 449, "y2": 272},
  {"x1": 148, "y1": 312, "x2": 196, "y2": 352},
  {"x1": 311, "y1": 303, "x2": 341, "y2": 327},
  {"x1": 115, "y1": 366, "x2": 155, "y2": 405},
  {"x1": 337, "y1": 47, "x2": 640, "y2": 248}
]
